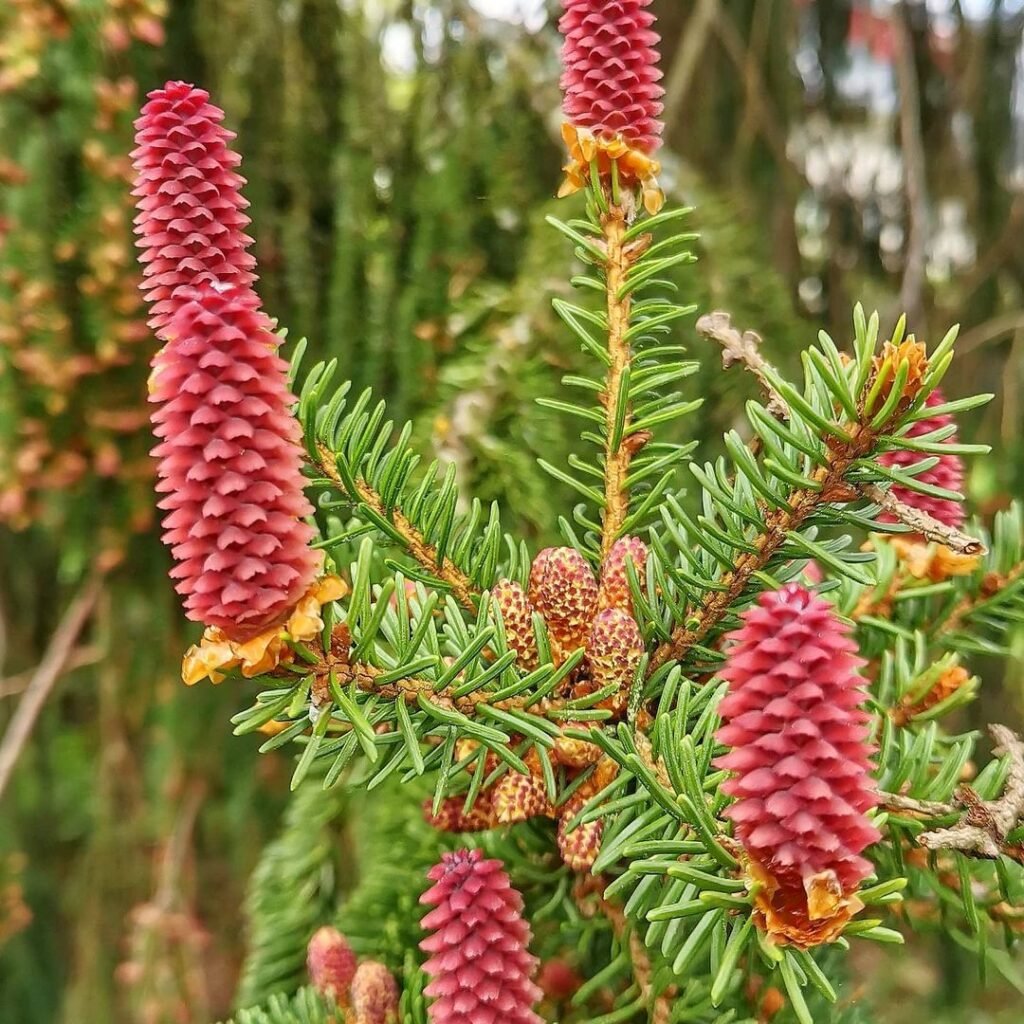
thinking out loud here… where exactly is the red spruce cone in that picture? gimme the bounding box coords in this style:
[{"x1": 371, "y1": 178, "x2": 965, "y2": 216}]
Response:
[
  {"x1": 878, "y1": 388, "x2": 965, "y2": 529},
  {"x1": 307, "y1": 926, "x2": 357, "y2": 1000},
  {"x1": 491, "y1": 580, "x2": 539, "y2": 670},
  {"x1": 714, "y1": 584, "x2": 880, "y2": 947},
  {"x1": 132, "y1": 80, "x2": 257, "y2": 337},
  {"x1": 598, "y1": 535, "x2": 648, "y2": 616},
  {"x1": 149, "y1": 283, "x2": 318, "y2": 638},
  {"x1": 351, "y1": 960, "x2": 400, "y2": 1024},
  {"x1": 528, "y1": 547, "x2": 598, "y2": 656},
  {"x1": 559, "y1": 0, "x2": 664, "y2": 153},
  {"x1": 420, "y1": 850, "x2": 542, "y2": 1024}
]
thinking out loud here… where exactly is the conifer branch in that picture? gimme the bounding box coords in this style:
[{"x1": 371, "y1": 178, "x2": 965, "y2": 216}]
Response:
[
  {"x1": 599, "y1": 205, "x2": 642, "y2": 560},
  {"x1": 940, "y1": 561, "x2": 1024, "y2": 637},
  {"x1": 315, "y1": 441, "x2": 478, "y2": 613},
  {"x1": 648, "y1": 423, "x2": 881, "y2": 674},
  {"x1": 699, "y1": 310, "x2": 985, "y2": 557}
]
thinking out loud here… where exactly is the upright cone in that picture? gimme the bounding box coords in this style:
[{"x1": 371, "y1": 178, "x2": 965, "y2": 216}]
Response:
[
  {"x1": 149, "y1": 283, "x2": 318, "y2": 638},
  {"x1": 132, "y1": 81, "x2": 257, "y2": 338},
  {"x1": 419, "y1": 850, "x2": 542, "y2": 1024},
  {"x1": 714, "y1": 584, "x2": 880, "y2": 947}
]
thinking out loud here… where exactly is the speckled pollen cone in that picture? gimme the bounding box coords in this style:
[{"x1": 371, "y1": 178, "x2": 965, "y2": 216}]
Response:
[
  {"x1": 714, "y1": 584, "x2": 880, "y2": 946},
  {"x1": 132, "y1": 80, "x2": 257, "y2": 337},
  {"x1": 149, "y1": 283, "x2": 318, "y2": 639},
  {"x1": 491, "y1": 580, "x2": 539, "y2": 670},
  {"x1": 419, "y1": 850, "x2": 542, "y2": 1024},
  {"x1": 528, "y1": 547, "x2": 598, "y2": 655},
  {"x1": 559, "y1": 0, "x2": 664, "y2": 152},
  {"x1": 598, "y1": 535, "x2": 648, "y2": 615},
  {"x1": 878, "y1": 388, "x2": 965, "y2": 529},
  {"x1": 350, "y1": 960, "x2": 399, "y2": 1024}
]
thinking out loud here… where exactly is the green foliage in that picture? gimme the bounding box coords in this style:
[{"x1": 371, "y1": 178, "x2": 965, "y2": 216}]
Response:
[{"x1": 235, "y1": 776, "x2": 347, "y2": 1009}]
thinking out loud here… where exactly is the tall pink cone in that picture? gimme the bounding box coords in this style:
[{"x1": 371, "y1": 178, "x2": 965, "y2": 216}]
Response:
[
  {"x1": 878, "y1": 388, "x2": 965, "y2": 529},
  {"x1": 559, "y1": 0, "x2": 664, "y2": 153},
  {"x1": 419, "y1": 850, "x2": 542, "y2": 1024},
  {"x1": 714, "y1": 584, "x2": 880, "y2": 947},
  {"x1": 132, "y1": 81, "x2": 257, "y2": 338},
  {"x1": 149, "y1": 283, "x2": 318, "y2": 639}
]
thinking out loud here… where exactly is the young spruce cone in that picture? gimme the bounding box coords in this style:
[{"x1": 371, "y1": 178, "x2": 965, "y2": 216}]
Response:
[
  {"x1": 306, "y1": 926, "x2": 357, "y2": 1000},
  {"x1": 878, "y1": 388, "x2": 965, "y2": 529},
  {"x1": 714, "y1": 584, "x2": 880, "y2": 947},
  {"x1": 559, "y1": 0, "x2": 664, "y2": 152},
  {"x1": 420, "y1": 850, "x2": 542, "y2": 1024},
  {"x1": 350, "y1": 960, "x2": 400, "y2": 1024},
  {"x1": 149, "y1": 283, "x2": 318, "y2": 638},
  {"x1": 528, "y1": 547, "x2": 598, "y2": 656},
  {"x1": 132, "y1": 81, "x2": 257, "y2": 337}
]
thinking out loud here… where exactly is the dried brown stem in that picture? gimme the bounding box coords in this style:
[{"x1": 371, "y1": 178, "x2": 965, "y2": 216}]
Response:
[
  {"x1": 697, "y1": 310, "x2": 789, "y2": 419},
  {"x1": 860, "y1": 482, "x2": 987, "y2": 555},
  {"x1": 0, "y1": 572, "x2": 105, "y2": 800},
  {"x1": 316, "y1": 441, "x2": 478, "y2": 613},
  {"x1": 599, "y1": 206, "x2": 643, "y2": 560},
  {"x1": 881, "y1": 725, "x2": 1024, "y2": 863}
]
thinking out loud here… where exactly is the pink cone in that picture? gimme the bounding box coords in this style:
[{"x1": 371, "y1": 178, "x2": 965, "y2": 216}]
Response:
[
  {"x1": 149, "y1": 283, "x2": 318, "y2": 639},
  {"x1": 714, "y1": 585, "x2": 880, "y2": 897},
  {"x1": 132, "y1": 81, "x2": 257, "y2": 338},
  {"x1": 306, "y1": 926, "x2": 357, "y2": 1000},
  {"x1": 559, "y1": 0, "x2": 664, "y2": 153},
  {"x1": 878, "y1": 389, "x2": 965, "y2": 529},
  {"x1": 419, "y1": 850, "x2": 542, "y2": 1024}
]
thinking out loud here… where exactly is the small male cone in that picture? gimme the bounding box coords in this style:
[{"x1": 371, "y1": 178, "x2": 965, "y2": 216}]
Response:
[
  {"x1": 585, "y1": 608, "x2": 644, "y2": 712},
  {"x1": 493, "y1": 772, "x2": 552, "y2": 824},
  {"x1": 878, "y1": 388, "x2": 965, "y2": 529},
  {"x1": 598, "y1": 536, "x2": 648, "y2": 616},
  {"x1": 714, "y1": 583, "x2": 880, "y2": 947},
  {"x1": 557, "y1": 795, "x2": 603, "y2": 873},
  {"x1": 559, "y1": 0, "x2": 664, "y2": 153},
  {"x1": 306, "y1": 926, "x2": 357, "y2": 1000},
  {"x1": 351, "y1": 960, "x2": 400, "y2": 1024},
  {"x1": 132, "y1": 81, "x2": 257, "y2": 338},
  {"x1": 420, "y1": 849, "x2": 542, "y2": 1024},
  {"x1": 149, "y1": 283, "x2": 319, "y2": 638},
  {"x1": 528, "y1": 547, "x2": 598, "y2": 656},
  {"x1": 491, "y1": 580, "x2": 539, "y2": 670}
]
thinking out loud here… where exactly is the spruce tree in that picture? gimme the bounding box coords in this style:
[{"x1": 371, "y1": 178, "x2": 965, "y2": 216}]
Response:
[{"x1": 132, "y1": 3, "x2": 1024, "y2": 1022}]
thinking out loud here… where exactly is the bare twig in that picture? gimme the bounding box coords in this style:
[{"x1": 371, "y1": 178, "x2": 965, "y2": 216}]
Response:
[
  {"x1": 881, "y1": 725, "x2": 1024, "y2": 863},
  {"x1": 661, "y1": 0, "x2": 720, "y2": 127},
  {"x1": 0, "y1": 573, "x2": 104, "y2": 800},
  {"x1": 0, "y1": 645, "x2": 102, "y2": 699},
  {"x1": 696, "y1": 310, "x2": 789, "y2": 419},
  {"x1": 892, "y1": 2, "x2": 928, "y2": 329},
  {"x1": 859, "y1": 482, "x2": 987, "y2": 555}
]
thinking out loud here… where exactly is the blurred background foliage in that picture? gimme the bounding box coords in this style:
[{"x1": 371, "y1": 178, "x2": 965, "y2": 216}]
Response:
[{"x1": 1, "y1": 0, "x2": 1024, "y2": 1021}]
